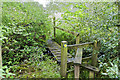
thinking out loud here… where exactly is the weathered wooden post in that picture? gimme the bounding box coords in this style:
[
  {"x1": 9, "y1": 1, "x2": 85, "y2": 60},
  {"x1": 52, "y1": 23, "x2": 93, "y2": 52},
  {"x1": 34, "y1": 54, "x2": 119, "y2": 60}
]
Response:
[
  {"x1": 0, "y1": 42, "x2": 2, "y2": 79},
  {"x1": 0, "y1": 45, "x2": 2, "y2": 69},
  {"x1": 89, "y1": 40, "x2": 98, "y2": 78},
  {"x1": 61, "y1": 41, "x2": 67, "y2": 78},
  {"x1": 74, "y1": 34, "x2": 80, "y2": 78},
  {"x1": 53, "y1": 17, "x2": 56, "y2": 39}
]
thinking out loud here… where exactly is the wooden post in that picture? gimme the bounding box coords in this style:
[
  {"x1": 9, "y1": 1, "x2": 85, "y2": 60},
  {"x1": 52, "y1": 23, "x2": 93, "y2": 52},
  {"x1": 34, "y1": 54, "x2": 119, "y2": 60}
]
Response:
[
  {"x1": 53, "y1": 17, "x2": 56, "y2": 39},
  {"x1": 74, "y1": 35, "x2": 80, "y2": 78},
  {"x1": 0, "y1": 42, "x2": 2, "y2": 79},
  {"x1": 89, "y1": 71, "x2": 94, "y2": 78},
  {"x1": 61, "y1": 41, "x2": 67, "y2": 78},
  {"x1": 89, "y1": 40, "x2": 98, "y2": 78}
]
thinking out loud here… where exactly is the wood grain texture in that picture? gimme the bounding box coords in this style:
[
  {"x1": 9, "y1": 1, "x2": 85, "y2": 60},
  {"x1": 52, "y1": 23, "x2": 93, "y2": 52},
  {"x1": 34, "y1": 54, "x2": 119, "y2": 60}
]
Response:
[
  {"x1": 74, "y1": 35, "x2": 80, "y2": 78},
  {"x1": 47, "y1": 40, "x2": 72, "y2": 63},
  {"x1": 61, "y1": 41, "x2": 67, "y2": 78},
  {"x1": 0, "y1": 44, "x2": 2, "y2": 69}
]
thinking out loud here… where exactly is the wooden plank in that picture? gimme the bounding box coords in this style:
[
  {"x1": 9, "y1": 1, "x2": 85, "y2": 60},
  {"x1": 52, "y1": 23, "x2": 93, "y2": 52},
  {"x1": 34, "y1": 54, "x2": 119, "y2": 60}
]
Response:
[
  {"x1": 73, "y1": 63, "x2": 99, "y2": 72},
  {"x1": 47, "y1": 40, "x2": 61, "y2": 49},
  {"x1": 92, "y1": 41, "x2": 98, "y2": 66},
  {"x1": 82, "y1": 56, "x2": 92, "y2": 61},
  {"x1": 53, "y1": 17, "x2": 56, "y2": 39},
  {"x1": 61, "y1": 41, "x2": 67, "y2": 78},
  {"x1": 0, "y1": 43, "x2": 2, "y2": 69},
  {"x1": 0, "y1": 42, "x2": 2, "y2": 79},
  {"x1": 80, "y1": 64, "x2": 99, "y2": 72},
  {"x1": 57, "y1": 58, "x2": 73, "y2": 63},
  {"x1": 47, "y1": 40, "x2": 72, "y2": 63},
  {"x1": 74, "y1": 35, "x2": 80, "y2": 78},
  {"x1": 67, "y1": 58, "x2": 74, "y2": 63},
  {"x1": 89, "y1": 71, "x2": 94, "y2": 78},
  {"x1": 74, "y1": 48, "x2": 82, "y2": 64},
  {"x1": 67, "y1": 42, "x2": 94, "y2": 48},
  {"x1": 89, "y1": 40, "x2": 99, "y2": 78}
]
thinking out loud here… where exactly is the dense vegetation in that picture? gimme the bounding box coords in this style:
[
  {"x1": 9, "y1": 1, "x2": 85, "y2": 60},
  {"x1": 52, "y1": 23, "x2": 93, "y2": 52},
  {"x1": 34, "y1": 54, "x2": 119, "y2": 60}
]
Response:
[
  {"x1": 0, "y1": 1, "x2": 119, "y2": 78},
  {"x1": 52, "y1": 2, "x2": 119, "y2": 78},
  {"x1": 1, "y1": 2, "x2": 60, "y2": 78}
]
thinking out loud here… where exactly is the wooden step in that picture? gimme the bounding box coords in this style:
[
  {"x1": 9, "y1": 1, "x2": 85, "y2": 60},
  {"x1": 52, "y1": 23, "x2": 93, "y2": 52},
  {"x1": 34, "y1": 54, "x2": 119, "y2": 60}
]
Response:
[
  {"x1": 54, "y1": 54, "x2": 61, "y2": 57},
  {"x1": 67, "y1": 58, "x2": 74, "y2": 63},
  {"x1": 47, "y1": 40, "x2": 73, "y2": 63},
  {"x1": 81, "y1": 64, "x2": 99, "y2": 72},
  {"x1": 51, "y1": 50, "x2": 61, "y2": 53},
  {"x1": 49, "y1": 48, "x2": 59, "y2": 50},
  {"x1": 73, "y1": 63, "x2": 99, "y2": 72}
]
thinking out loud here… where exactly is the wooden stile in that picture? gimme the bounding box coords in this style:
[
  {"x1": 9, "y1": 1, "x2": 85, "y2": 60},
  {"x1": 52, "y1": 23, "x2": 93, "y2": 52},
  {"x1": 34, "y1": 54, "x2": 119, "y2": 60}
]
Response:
[{"x1": 52, "y1": 18, "x2": 99, "y2": 78}]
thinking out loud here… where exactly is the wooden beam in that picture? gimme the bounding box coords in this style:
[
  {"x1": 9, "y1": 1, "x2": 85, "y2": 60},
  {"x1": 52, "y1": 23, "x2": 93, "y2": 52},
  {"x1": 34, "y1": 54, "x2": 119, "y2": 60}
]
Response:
[
  {"x1": 0, "y1": 42, "x2": 2, "y2": 79},
  {"x1": 74, "y1": 48, "x2": 82, "y2": 64},
  {"x1": 53, "y1": 17, "x2": 56, "y2": 39},
  {"x1": 92, "y1": 41, "x2": 99, "y2": 66},
  {"x1": 89, "y1": 40, "x2": 99, "y2": 78},
  {"x1": 73, "y1": 63, "x2": 99, "y2": 72},
  {"x1": 82, "y1": 56, "x2": 92, "y2": 60},
  {"x1": 74, "y1": 35, "x2": 80, "y2": 78},
  {"x1": 67, "y1": 42, "x2": 94, "y2": 48},
  {"x1": 61, "y1": 41, "x2": 67, "y2": 78},
  {"x1": 89, "y1": 71, "x2": 94, "y2": 78},
  {"x1": 54, "y1": 26, "x2": 79, "y2": 36},
  {"x1": 0, "y1": 42, "x2": 2, "y2": 69}
]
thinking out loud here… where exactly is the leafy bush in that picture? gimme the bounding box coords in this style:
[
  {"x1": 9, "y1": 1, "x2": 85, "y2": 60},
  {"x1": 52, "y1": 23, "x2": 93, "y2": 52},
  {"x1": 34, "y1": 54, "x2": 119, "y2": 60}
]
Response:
[
  {"x1": 51, "y1": 2, "x2": 119, "y2": 78},
  {"x1": 0, "y1": 66, "x2": 15, "y2": 78},
  {"x1": 54, "y1": 2, "x2": 118, "y2": 60},
  {"x1": 2, "y1": 2, "x2": 51, "y2": 66},
  {"x1": 100, "y1": 58, "x2": 119, "y2": 78},
  {"x1": 8, "y1": 55, "x2": 60, "y2": 78}
]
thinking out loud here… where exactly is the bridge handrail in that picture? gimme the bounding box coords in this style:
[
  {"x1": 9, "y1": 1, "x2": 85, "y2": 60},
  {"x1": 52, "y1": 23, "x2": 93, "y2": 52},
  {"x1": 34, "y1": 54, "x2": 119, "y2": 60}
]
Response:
[
  {"x1": 53, "y1": 17, "x2": 80, "y2": 39},
  {"x1": 54, "y1": 26, "x2": 79, "y2": 36},
  {"x1": 67, "y1": 42, "x2": 94, "y2": 48}
]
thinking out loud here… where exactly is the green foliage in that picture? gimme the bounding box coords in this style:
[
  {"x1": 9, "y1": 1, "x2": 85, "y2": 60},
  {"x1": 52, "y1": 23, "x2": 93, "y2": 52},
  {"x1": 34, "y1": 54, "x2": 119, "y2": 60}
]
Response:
[
  {"x1": 100, "y1": 58, "x2": 119, "y2": 78},
  {"x1": 51, "y1": 2, "x2": 119, "y2": 78},
  {"x1": 1, "y1": 2, "x2": 119, "y2": 78},
  {"x1": 9, "y1": 55, "x2": 60, "y2": 78},
  {"x1": 2, "y1": 2, "x2": 51, "y2": 66},
  {"x1": 0, "y1": 66, "x2": 15, "y2": 78},
  {"x1": 56, "y1": 2, "x2": 118, "y2": 41},
  {"x1": 55, "y1": 2, "x2": 118, "y2": 58}
]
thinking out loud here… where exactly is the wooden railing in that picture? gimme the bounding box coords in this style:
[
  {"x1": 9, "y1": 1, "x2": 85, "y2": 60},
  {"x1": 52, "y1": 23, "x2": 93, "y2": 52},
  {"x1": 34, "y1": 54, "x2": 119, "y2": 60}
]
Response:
[
  {"x1": 53, "y1": 17, "x2": 79, "y2": 39},
  {"x1": 67, "y1": 42, "x2": 94, "y2": 47},
  {"x1": 61, "y1": 40, "x2": 99, "y2": 78},
  {"x1": 53, "y1": 17, "x2": 99, "y2": 78},
  {"x1": 54, "y1": 26, "x2": 79, "y2": 36}
]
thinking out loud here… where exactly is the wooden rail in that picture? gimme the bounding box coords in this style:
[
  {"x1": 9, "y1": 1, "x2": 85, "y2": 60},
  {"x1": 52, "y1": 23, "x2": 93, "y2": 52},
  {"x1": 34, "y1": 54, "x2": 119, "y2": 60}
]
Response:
[
  {"x1": 53, "y1": 17, "x2": 79, "y2": 39},
  {"x1": 53, "y1": 17, "x2": 99, "y2": 78},
  {"x1": 82, "y1": 56, "x2": 92, "y2": 61},
  {"x1": 67, "y1": 42, "x2": 94, "y2": 48},
  {"x1": 54, "y1": 26, "x2": 79, "y2": 36}
]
